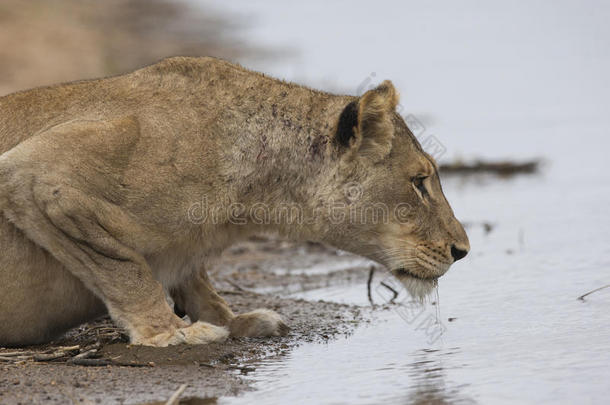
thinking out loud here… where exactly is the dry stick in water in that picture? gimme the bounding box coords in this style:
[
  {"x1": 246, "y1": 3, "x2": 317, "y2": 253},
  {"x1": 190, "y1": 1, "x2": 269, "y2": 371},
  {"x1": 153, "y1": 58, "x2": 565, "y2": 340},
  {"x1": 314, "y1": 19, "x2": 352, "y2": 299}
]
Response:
[
  {"x1": 380, "y1": 282, "x2": 399, "y2": 304},
  {"x1": 367, "y1": 266, "x2": 375, "y2": 306},
  {"x1": 577, "y1": 284, "x2": 610, "y2": 301},
  {"x1": 165, "y1": 384, "x2": 188, "y2": 405}
]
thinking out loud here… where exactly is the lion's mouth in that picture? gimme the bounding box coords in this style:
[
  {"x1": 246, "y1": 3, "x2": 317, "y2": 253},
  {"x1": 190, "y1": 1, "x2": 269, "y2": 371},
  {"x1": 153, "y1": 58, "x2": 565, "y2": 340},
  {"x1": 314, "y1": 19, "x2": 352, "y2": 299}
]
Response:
[
  {"x1": 392, "y1": 267, "x2": 439, "y2": 281},
  {"x1": 391, "y1": 267, "x2": 439, "y2": 301}
]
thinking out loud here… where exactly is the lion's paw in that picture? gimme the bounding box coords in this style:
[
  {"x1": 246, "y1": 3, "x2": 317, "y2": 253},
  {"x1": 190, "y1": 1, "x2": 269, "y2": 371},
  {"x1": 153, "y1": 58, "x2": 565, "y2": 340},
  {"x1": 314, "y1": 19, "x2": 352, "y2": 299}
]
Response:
[
  {"x1": 136, "y1": 321, "x2": 229, "y2": 347},
  {"x1": 229, "y1": 309, "x2": 289, "y2": 337},
  {"x1": 177, "y1": 321, "x2": 229, "y2": 345}
]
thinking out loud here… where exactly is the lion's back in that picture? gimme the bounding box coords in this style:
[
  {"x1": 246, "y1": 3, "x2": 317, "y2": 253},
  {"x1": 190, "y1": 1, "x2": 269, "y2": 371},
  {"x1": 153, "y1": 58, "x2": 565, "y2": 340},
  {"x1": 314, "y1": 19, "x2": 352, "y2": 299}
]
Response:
[{"x1": 0, "y1": 77, "x2": 130, "y2": 155}]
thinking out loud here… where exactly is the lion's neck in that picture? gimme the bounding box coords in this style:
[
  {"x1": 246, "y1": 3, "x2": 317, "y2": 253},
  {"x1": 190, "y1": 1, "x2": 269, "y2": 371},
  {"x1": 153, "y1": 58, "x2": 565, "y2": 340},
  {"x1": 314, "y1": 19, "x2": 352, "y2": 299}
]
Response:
[{"x1": 220, "y1": 93, "x2": 352, "y2": 241}]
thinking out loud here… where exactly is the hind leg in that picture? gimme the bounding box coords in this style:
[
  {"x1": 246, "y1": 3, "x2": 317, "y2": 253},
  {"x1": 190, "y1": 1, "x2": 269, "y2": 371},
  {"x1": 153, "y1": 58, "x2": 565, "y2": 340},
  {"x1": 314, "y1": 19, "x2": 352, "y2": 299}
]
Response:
[
  {"x1": 0, "y1": 217, "x2": 105, "y2": 347},
  {"x1": 172, "y1": 267, "x2": 289, "y2": 337}
]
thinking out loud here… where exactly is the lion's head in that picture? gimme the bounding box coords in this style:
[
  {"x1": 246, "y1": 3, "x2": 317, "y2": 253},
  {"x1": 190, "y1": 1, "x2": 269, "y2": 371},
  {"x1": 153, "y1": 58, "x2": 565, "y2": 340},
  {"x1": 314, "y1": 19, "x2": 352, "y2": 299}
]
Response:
[{"x1": 321, "y1": 81, "x2": 469, "y2": 298}]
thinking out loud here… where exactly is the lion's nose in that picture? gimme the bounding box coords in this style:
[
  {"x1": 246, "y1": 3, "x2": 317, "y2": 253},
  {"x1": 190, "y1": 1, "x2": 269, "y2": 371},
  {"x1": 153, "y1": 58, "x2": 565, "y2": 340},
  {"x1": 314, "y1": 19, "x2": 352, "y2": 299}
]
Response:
[{"x1": 450, "y1": 245, "x2": 468, "y2": 262}]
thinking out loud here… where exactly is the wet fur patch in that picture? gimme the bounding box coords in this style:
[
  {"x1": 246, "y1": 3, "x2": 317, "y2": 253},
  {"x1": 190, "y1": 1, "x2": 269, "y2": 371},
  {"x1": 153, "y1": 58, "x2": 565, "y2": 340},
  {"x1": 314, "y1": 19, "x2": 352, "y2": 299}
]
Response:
[{"x1": 392, "y1": 269, "x2": 438, "y2": 302}]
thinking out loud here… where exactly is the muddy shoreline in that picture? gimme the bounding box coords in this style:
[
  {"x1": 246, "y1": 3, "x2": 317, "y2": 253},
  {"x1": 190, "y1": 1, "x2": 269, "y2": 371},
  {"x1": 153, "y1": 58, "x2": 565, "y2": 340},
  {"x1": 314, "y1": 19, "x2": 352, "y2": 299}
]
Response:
[
  {"x1": 0, "y1": 239, "x2": 371, "y2": 404},
  {"x1": 0, "y1": 296, "x2": 366, "y2": 404}
]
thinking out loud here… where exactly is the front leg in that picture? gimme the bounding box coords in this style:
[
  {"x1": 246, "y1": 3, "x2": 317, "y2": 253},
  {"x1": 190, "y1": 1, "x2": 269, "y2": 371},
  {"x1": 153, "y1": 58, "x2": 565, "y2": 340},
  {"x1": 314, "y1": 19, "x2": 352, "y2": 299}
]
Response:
[
  {"x1": 172, "y1": 268, "x2": 289, "y2": 337},
  {"x1": 2, "y1": 183, "x2": 229, "y2": 346},
  {"x1": 0, "y1": 117, "x2": 229, "y2": 347}
]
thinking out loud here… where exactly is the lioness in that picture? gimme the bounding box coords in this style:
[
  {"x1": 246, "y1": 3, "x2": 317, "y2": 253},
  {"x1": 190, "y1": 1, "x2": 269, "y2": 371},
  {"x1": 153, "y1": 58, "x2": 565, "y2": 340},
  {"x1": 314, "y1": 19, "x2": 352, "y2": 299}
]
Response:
[{"x1": 0, "y1": 57, "x2": 469, "y2": 347}]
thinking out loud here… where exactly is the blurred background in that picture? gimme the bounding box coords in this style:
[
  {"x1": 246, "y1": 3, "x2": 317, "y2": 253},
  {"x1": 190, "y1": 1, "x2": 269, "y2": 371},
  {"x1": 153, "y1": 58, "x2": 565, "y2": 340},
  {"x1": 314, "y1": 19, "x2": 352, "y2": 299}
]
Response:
[
  {"x1": 1, "y1": 1, "x2": 609, "y2": 404},
  {"x1": 3, "y1": 0, "x2": 609, "y2": 166}
]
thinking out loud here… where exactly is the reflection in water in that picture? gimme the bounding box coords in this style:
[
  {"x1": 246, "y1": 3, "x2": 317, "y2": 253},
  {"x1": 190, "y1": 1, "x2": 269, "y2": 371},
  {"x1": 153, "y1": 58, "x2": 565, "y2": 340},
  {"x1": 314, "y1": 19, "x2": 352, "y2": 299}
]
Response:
[
  {"x1": 404, "y1": 349, "x2": 474, "y2": 405},
  {"x1": 222, "y1": 311, "x2": 475, "y2": 405}
]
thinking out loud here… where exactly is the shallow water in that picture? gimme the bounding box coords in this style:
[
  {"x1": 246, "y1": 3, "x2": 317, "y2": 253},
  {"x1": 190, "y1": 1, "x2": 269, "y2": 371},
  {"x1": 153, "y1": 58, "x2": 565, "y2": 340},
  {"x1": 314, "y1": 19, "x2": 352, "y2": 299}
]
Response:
[
  {"x1": 193, "y1": 0, "x2": 610, "y2": 403},
  {"x1": 220, "y1": 174, "x2": 610, "y2": 405}
]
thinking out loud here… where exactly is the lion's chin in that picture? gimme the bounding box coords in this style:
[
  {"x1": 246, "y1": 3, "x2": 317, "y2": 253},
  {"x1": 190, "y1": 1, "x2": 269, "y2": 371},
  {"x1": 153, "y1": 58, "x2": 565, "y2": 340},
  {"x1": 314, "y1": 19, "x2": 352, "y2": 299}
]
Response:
[{"x1": 391, "y1": 268, "x2": 438, "y2": 302}]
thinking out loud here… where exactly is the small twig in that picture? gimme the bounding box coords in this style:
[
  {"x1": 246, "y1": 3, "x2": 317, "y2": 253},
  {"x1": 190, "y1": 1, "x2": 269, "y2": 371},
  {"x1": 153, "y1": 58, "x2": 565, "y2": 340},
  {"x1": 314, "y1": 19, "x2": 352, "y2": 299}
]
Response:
[
  {"x1": 165, "y1": 384, "x2": 187, "y2": 405},
  {"x1": 227, "y1": 365, "x2": 256, "y2": 374},
  {"x1": 114, "y1": 360, "x2": 155, "y2": 367},
  {"x1": 67, "y1": 358, "x2": 154, "y2": 367},
  {"x1": 57, "y1": 345, "x2": 81, "y2": 351},
  {"x1": 578, "y1": 284, "x2": 610, "y2": 301},
  {"x1": 68, "y1": 358, "x2": 112, "y2": 367},
  {"x1": 73, "y1": 349, "x2": 98, "y2": 360},
  {"x1": 0, "y1": 355, "x2": 30, "y2": 362},
  {"x1": 218, "y1": 289, "x2": 245, "y2": 295},
  {"x1": 33, "y1": 345, "x2": 80, "y2": 362},
  {"x1": 1, "y1": 345, "x2": 84, "y2": 364},
  {"x1": 226, "y1": 280, "x2": 246, "y2": 292},
  {"x1": 0, "y1": 351, "x2": 37, "y2": 358},
  {"x1": 34, "y1": 351, "x2": 70, "y2": 362},
  {"x1": 380, "y1": 281, "x2": 399, "y2": 304},
  {"x1": 367, "y1": 266, "x2": 375, "y2": 306}
]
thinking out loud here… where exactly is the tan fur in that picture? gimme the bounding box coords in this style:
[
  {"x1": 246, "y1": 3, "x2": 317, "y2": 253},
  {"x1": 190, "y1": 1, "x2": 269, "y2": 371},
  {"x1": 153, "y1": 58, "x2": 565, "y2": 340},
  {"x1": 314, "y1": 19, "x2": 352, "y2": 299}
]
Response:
[
  {"x1": 355, "y1": 80, "x2": 398, "y2": 161},
  {"x1": 0, "y1": 57, "x2": 468, "y2": 347}
]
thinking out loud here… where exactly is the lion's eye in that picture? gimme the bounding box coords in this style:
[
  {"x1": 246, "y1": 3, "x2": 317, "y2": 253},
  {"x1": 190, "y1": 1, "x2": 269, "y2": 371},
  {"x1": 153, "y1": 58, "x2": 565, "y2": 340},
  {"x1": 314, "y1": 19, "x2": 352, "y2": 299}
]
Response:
[{"x1": 413, "y1": 176, "x2": 428, "y2": 195}]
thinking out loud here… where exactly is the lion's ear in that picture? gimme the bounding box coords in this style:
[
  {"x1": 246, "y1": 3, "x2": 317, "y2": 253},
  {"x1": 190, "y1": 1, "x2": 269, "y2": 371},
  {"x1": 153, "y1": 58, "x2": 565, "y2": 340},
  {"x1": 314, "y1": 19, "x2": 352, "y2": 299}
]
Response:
[{"x1": 336, "y1": 80, "x2": 399, "y2": 162}]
